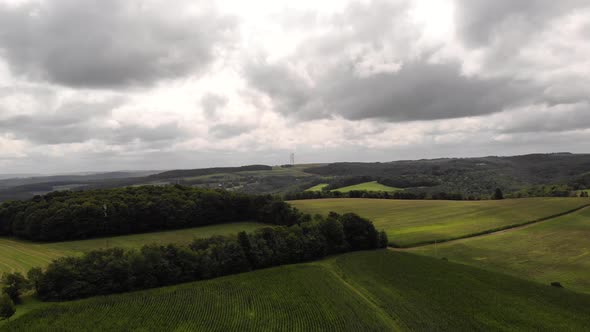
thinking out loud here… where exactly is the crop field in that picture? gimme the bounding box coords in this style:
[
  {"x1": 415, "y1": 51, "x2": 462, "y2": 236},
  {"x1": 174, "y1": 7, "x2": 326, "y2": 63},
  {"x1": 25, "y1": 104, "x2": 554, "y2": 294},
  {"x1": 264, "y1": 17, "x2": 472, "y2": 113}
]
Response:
[
  {"x1": 4, "y1": 250, "x2": 590, "y2": 331},
  {"x1": 332, "y1": 181, "x2": 402, "y2": 193},
  {"x1": 411, "y1": 206, "x2": 590, "y2": 294},
  {"x1": 305, "y1": 183, "x2": 328, "y2": 191},
  {"x1": 0, "y1": 222, "x2": 266, "y2": 275},
  {"x1": 290, "y1": 197, "x2": 590, "y2": 247}
]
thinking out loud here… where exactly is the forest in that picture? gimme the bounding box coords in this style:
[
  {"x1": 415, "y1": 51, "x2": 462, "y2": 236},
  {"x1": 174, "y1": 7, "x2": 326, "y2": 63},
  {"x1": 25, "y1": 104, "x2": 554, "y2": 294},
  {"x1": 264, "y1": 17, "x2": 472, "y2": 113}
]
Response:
[{"x1": 0, "y1": 185, "x2": 301, "y2": 242}]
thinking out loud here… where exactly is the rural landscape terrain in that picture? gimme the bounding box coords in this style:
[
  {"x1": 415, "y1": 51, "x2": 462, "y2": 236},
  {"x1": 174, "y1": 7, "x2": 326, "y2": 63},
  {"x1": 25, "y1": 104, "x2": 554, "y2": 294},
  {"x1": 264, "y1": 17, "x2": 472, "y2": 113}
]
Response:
[
  {"x1": 0, "y1": 153, "x2": 589, "y2": 331},
  {"x1": 1, "y1": 0, "x2": 590, "y2": 330}
]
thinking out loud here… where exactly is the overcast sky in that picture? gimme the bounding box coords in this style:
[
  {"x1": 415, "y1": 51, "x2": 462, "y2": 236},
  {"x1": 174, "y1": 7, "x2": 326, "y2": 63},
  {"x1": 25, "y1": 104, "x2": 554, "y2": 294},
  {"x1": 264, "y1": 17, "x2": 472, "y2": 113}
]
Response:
[{"x1": 0, "y1": 0, "x2": 589, "y2": 173}]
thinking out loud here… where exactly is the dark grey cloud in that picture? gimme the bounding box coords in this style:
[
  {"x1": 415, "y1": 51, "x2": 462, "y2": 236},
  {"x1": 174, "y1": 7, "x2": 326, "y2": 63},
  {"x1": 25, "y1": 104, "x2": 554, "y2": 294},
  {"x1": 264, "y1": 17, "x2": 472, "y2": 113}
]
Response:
[
  {"x1": 454, "y1": 0, "x2": 587, "y2": 46},
  {"x1": 245, "y1": 0, "x2": 590, "y2": 124},
  {"x1": 0, "y1": 0, "x2": 235, "y2": 88},
  {"x1": 208, "y1": 123, "x2": 254, "y2": 139},
  {"x1": 0, "y1": 98, "x2": 121, "y2": 144},
  {"x1": 0, "y1": 97, "x2": 187, "y2": 145},
  {"x1": 111, "y1": 122, "x2": 189, "y2": 145},
  {"x1": 246, "y1": 59, "x2": 540, "y2": 122},
  {"x1": 496, "y1": 103, "x2": 590, "y2": 134}
]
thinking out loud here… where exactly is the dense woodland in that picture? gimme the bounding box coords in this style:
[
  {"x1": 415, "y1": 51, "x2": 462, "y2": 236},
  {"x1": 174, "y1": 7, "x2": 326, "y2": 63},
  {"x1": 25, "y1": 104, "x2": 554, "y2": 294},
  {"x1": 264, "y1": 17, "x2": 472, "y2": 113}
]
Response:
[
  {"x1": 305, "y1": 153, "x2": 590, "y2": 197},
  {"x1": 0, "y1": 185, "x2": 302, "y2": 242},
  {"x1": 4, "y1": 212, "x2": 386, "y2": 301}
]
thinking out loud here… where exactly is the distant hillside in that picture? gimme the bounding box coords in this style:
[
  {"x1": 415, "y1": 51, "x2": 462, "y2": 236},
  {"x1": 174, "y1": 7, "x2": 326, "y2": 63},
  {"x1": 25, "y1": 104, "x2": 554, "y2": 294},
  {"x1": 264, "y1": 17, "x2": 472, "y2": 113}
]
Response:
[
  {"x1": 0, "y1": 171, "x2": 159, "y2": 202},
  {"x1": 304, "y1": 153, "x2": 590, "y2": 197},
  {"x1": 2, "y1": 154, "x2": 589, "y2": 202},
  {"x1": 148, "y1": 165, "x2": 272, "y2": 180}
]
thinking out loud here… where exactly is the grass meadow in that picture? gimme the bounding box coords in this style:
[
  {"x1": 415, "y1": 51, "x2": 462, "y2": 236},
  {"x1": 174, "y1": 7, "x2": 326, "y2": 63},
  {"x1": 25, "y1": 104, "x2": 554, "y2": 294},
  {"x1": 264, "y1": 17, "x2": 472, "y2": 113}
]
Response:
[
  {"x1": 305, "y1": 183, "x2": 329, "y2": 192},
  {"x1": 290, "y1": 197, "x2": 590, "y2": 247},
  {"x1": 331, "y1": 181, "x2": 402, "y2": 193},
  {"x1": 411, "y1": 206, "x2": 590, "y2": 294},
  {"x1": 4, "y1": 250, "x2": 590, "y2": 331},
  {"x1": 0, "y1": 222, "x2": 266, "y2": 275}
]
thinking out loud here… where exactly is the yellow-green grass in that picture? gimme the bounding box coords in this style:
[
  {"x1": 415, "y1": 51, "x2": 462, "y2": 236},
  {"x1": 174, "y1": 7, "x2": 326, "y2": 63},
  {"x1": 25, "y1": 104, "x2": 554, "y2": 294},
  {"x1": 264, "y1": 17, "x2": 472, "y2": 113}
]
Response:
[
  {"x1": 290, "y1": 197, "x2": 590, "y2": 247},
  {"x1": 410, "y1": 206, "x2": 590, "y2": 294},
  {"x1": 0, "y1": 222, "x2": 266, "y2": 275},
  {"x1": 305, "y1": 183, "x2": 328, "y2": 191},
  {"x1": 333, "y1": 181, "x2": 402, "y2": 193},
  {"x1": 5, "y1": 250, "x2": 590, "y2": 331}
]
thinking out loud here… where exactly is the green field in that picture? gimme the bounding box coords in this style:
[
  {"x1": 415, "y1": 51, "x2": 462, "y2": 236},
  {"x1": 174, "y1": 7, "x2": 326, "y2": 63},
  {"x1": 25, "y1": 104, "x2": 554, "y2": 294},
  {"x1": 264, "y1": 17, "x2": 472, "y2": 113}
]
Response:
[
  {"x1": 411, "y1": 206, "x2": 590, "y2": 294},
  {"x1": 332, "y1": 181, "x2": 402, "y2": 193},
  {"x1": 0, "y1": 222, "x2": 266, "y2": 275},
  {"x1": 290, "y1": 198, "x2": 589, "y2": 247},
  {"x1": 305, "y1": 183, "x2": 328, "y2": 191},
  {"x1": 4, "y1": 250, "x2": 590, "y2": 331}
]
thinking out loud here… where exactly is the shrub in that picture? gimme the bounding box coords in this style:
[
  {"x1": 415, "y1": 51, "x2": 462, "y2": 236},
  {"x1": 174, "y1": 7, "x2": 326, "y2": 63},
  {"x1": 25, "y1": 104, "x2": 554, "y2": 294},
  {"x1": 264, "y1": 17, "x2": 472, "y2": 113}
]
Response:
[
  {"x1": 1, "y1": 272, "x2": 29, "y2": 303},
  {"x1": 0, "y1": 293, "x2": 15, "y2": 321}
]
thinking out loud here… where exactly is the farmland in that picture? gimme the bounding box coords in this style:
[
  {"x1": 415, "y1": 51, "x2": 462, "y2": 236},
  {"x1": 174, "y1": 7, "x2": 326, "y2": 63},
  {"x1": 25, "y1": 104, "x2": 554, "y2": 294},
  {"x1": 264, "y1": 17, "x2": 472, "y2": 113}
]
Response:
[
  {"x1": 305, "y1": 183, "x2": 328, "y2": 191},
  {"x1": 411, "y1": 206, "x2": 590, "y2": 294},
  {"x1": 290, "y1": 197, "x2": 590, "y2": 247},
  {"x1": 0, "y1": 222, "x2": 266, "y2": 275},
  {"x1": 4, "y1": 250, "x2": 590, "y2": 331},
  {"x1": 331, "y1": 181, "x2": 402, "y2": 193}
]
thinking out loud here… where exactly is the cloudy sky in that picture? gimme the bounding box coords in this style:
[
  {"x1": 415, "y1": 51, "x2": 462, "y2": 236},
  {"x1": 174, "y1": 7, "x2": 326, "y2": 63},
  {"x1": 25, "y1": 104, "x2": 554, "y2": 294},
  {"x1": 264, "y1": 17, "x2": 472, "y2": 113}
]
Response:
[{"x1": 0, "y1": 0, "x2": 589, "y2": 173}]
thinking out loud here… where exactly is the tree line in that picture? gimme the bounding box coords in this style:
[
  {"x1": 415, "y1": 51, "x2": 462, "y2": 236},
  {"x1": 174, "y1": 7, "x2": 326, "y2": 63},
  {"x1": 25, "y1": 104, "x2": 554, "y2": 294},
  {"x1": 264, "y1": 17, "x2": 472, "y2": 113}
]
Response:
[
  {"x1": 0, "y1": 185, "x2": 302, "y2": 242},
  {"x1": 284, "y1": 190, "x2": 474, "y2": 201},
  {"x1": 2, "y1": 212, "x2": 387, "y2": 302}
]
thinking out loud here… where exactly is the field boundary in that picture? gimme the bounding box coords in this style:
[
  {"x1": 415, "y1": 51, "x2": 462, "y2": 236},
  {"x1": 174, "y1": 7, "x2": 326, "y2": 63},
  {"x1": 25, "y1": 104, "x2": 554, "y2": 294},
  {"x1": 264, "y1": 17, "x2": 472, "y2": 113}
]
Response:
[{"x1": 391, "y1": 203, "x2": 590, "y2": 249}]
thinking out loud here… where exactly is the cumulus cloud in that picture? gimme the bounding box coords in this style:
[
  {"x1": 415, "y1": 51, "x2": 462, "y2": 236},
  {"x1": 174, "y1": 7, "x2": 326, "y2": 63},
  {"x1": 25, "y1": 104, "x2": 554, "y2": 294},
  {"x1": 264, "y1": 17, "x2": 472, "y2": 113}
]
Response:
[
  {"x1": 454, "y1": 0, "x2": 587, "y2": 46},
  {"x1": 0, "y1": 95, "x2": 189, "y2": 145},
  {"x1": 201, "y1": 93, "x2": 228, "y2": 119},
  {"x1": 247, "y1": 58, "x2": 540, "y2": 122},
  {"x1": 208, "y1": 123, "x2": 254, "y2": 139},
  {"x1": 0, "y1": 0, "x2": 236, "y2": 88},
  {"x1": 0, "y1": 0, "x2": 589, "y2": 172}
]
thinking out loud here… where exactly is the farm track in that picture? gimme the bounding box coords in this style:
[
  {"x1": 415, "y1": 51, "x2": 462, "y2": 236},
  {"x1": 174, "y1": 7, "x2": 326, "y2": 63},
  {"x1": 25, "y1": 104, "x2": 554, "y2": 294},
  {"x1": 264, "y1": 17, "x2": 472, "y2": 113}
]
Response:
[{"x1": 393, "y1": 204, "x2": 590, "y2": 250}]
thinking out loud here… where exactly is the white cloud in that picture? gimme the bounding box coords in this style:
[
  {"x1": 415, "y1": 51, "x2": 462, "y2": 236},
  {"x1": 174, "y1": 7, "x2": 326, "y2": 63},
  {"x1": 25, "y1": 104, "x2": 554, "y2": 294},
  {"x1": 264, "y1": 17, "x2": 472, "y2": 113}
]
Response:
[{"x1": 0, "y1": 0, "x2": 589, "y2": 172}]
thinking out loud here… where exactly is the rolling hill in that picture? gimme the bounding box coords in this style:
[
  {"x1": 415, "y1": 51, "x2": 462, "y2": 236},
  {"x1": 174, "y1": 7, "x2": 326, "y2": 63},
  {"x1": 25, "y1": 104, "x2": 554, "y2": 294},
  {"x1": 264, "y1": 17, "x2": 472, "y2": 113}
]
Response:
[
  {"x1": 3, "y1": 250, "x2": 590, "y2": 331},
  {"x1": 304, "y1": 153, "x2": 590, "y2": 197},
  {"x1": 410, "y1": 205, "x2": 590, "y2": 294},
  {"x1": 289, "y1": 197, "x2": 590, "y2": 247}
]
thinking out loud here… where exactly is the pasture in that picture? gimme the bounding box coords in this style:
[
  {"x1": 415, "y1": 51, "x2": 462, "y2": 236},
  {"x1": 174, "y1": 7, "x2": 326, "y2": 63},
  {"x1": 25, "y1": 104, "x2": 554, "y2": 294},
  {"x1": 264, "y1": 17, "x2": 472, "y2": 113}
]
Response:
[
  {"x1": 0, "y1": 222, "x2": 266, "y2": 275},
  {"x1": 305, "y1": 183, "x2": 328, "y2": 191},
  {"x1": 411, "y1": 206, "x2": 590, "y2": 294},
  {"x1": 4, "y1": 250, "x2": 590, "y2": 331},
  {"x1": 290, "y1": 197, "x2": 589, "y2": 247},
  {"x1": 332, "y1": 181, "x2": 401, "y2": 193}
]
